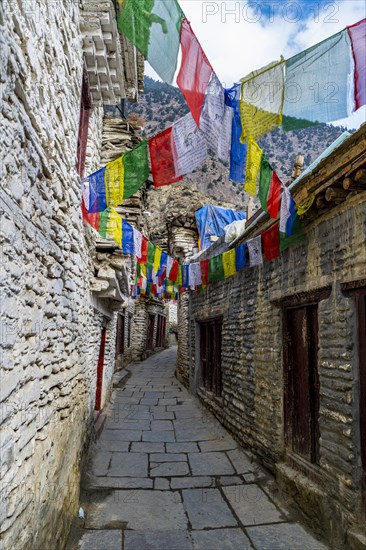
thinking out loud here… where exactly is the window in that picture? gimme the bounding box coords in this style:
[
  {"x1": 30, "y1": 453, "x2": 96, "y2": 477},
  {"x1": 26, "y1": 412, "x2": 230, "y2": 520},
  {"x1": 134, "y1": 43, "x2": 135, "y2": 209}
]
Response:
[
  {"x1": 283, "y1": 304, "x2": 320, "y2": 464},
  {"x1": 200, "y1": 319, "x2": 223, "y2": 397},
  {"x1": 76, "y1": 65, "x2": 92, "y2": 176}
]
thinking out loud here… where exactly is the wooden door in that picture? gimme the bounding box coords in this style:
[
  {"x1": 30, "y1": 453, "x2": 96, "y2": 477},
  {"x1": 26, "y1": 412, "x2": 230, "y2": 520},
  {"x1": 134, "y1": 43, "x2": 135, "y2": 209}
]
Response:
[
  {"x1": 284, "y1": 305, "x2": 319, "y2": 463},
  {"x1": 115, "y1": 314, "x2": 125, "y2": 370},
  {"x1": 147, "y1": 314, "x2": 155, "y2": 351},
  {"x1": 200, "y1": 320, "x2": 222, "y2": 397}
]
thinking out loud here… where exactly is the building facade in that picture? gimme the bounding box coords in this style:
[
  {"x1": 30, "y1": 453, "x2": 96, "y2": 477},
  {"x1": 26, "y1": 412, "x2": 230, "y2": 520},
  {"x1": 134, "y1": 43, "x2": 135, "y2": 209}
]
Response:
[{"x1": 177, "y1": 126, "x2": 366, "y2": 549}]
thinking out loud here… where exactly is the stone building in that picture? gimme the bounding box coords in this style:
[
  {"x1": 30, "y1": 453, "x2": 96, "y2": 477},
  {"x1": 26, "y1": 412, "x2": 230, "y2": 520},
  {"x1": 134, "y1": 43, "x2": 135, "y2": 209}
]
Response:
[
  {"x1": 177, "y1": 125, "x2": 366, "y2": 549},
  {"x1": 0, "y1": 1, "x2": 166, "y2": 548}
]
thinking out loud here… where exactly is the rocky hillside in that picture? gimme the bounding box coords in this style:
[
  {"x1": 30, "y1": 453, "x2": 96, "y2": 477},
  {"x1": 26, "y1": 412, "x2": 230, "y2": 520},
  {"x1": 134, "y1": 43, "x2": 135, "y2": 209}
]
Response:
[{"x1": 127, "y1": 77, "x2": 351, "y2": 208}]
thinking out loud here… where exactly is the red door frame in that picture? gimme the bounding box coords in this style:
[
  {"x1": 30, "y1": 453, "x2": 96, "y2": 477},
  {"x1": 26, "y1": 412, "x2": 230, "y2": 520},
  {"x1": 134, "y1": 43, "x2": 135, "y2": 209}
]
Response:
[{"x1": 95, "y1": 327, "x2": 107, "y2": 411}]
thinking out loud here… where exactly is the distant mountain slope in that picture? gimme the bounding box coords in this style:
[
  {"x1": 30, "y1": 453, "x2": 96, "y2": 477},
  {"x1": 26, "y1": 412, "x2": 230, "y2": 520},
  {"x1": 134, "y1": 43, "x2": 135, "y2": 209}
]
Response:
[{"x1": 127, "y1": 76, "x2": 351, "y2": 208}]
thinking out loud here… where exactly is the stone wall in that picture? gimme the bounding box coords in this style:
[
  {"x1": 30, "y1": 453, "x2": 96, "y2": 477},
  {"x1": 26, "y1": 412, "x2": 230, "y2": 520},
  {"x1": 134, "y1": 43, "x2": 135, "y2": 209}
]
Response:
[
  {"x1": 0, "y1": 2, "x2": 122, "y2": 548},
  {"x1": 179, "y1": 194, "x2": 366, "y2": 547}
]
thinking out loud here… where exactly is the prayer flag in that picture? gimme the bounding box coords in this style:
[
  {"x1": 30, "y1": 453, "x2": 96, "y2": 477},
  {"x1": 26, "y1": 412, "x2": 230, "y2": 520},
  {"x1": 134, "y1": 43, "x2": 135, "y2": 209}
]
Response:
[
  {"x1": 262, "y1": 223, "x2": 280, "y2": 262},
  {"x1": 347, "y1": 19, "x2": 366, "y2": 110},
  {"x1": 200, "y1": 74, "x2": 233, "y2": 162},
  {"x1": 240, "y1": 60, "x2": 285, "y2": 142},
  {"x1": 222, "y1": 249, "x2": 236, "y2": 279},
  {"x1": 177, "y1": 18, "x2": 213, "y2": 126},
  {"x1": 209, "y1": 255, "x2": 225, "y2": 282},
  {"x1": 225, "y1": 84, "x2": 248, "y2": 184},
  {"x1": 282, "y1": 30, "x2": 353, "y2": 130},
  {"x1": 189, "y1": 263, "x2": 202, "y2": 289},
  {"x1": 147, "y1": 241, "x2": 155, "y2": 268},
  {"x1": 149, "y1": 127, "x2": 183, "y2": 187},
  {"x1": 81, "y1": 198, "x2": 100, "y2": 230},
  {"x1": 169, "y1": 259, "x2": 179, "y2": 282},
  {"x1": 200, "y1": 259, "x2": 209, "y2": 286},
  {"x1": 117, "y1": 0, "x2": 184, "y2": 84},
  {"x1": 182, "y1": 264, "x2": 190, "y2": 289},
  {"x1": 280, "y1": 217, "x2": 306, "y2": 251},
  {"x1": 98, "y1": 208, "x2": 122, "y2": 248},
  {"x1": 133, "y1": 227, "x2": 142, "y2": 258},
  {"x1": 172, "y1": 113, "x2": 208, "y2": 177},
  {"x1": 258, "y1": 154, "x2": 282, "y2": 218},
  {"x1": 235, "y1": 243, "x2": 247, "y2": 271},
  {"x1": 280, "y1": 185, "x2": 297, "y2": 236},
  {"x1": 82, "y1": 167, "x2": 107, "y2": 213},
  {"x1": 122, "y1": 220, "x2": 134, "y2": 254},
  {"x1": 247, "y1": 236, "x2": 263, "y2": 266},
  {"x1": 153, "y1": 246, "x2": 162, "y2": 273},
  {"x1": 138, "y1": 236, "x2": 149, "y2": 264},
  {"x1": 245, "y1": 138, "x2": 263, "y2": 197}
]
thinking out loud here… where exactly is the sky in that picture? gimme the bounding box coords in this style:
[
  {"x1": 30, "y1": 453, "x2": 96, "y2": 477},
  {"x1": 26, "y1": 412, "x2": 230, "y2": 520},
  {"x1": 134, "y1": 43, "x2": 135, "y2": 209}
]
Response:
[{"x1": 145, "y1": 0, "x2": 366, "y2": 130}]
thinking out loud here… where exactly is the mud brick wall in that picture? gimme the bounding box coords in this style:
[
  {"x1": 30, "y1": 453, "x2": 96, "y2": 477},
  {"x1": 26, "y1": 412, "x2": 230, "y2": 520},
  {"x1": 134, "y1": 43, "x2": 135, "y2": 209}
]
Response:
[{"x1": 178, "y1": 195, "x2": 366, "y2": 547}]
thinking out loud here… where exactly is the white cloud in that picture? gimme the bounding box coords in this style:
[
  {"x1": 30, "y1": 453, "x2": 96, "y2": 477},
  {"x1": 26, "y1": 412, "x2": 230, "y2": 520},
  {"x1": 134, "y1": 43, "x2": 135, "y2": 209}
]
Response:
[{"x1": 145, "y1": 1, "x2": 366, "y2": 129}]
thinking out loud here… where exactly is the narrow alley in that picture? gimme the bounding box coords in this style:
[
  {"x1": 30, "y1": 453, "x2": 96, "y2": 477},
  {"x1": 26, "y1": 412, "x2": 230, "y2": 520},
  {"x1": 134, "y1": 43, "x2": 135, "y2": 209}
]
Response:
[{"x1": 67, "y1": 348, "x2": 327, "y2": 550}]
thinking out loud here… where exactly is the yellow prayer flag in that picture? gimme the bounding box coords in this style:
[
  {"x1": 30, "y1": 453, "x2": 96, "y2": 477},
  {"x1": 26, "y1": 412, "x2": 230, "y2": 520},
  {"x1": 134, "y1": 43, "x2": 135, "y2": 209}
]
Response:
[
  {"x1": 106, "y1": 208, "x2": 122, "y2": 248},
  {"x1": 176, "y1": 265, "x2": 182, "y2": 286},
  {"x1": 153, "y1": 246, "x2": 162, "y2": 273},
  {"x1": 105, "y1": 156, "x2": 125, "y2": 207},
  {"x1": 223, "y1": 249, "x2": 236, "y2": 278},
  {"x1": 245, "y1": 138, "x2": 262, "y2": 197},
  {"x1": 140, "y1": 263, "x2": 147, "y2": 277}
]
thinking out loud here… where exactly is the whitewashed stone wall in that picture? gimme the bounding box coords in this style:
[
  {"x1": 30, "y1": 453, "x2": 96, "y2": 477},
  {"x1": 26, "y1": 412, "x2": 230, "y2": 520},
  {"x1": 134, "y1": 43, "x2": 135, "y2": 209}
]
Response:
[{"x1": 0, "y1": 3, "x2": 119, "y2": 548}]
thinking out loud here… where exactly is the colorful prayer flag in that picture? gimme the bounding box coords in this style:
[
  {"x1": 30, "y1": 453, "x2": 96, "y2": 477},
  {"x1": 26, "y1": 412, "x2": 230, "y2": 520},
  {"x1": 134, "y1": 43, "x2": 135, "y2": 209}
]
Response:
[
  {"x1": 189, "y1": 263, "x2": 202, "y2": 289},
  {"x1": 172, "y1": 113, "x2": 208, "y2": 177},
  {"x1": 222, "y1": 249, "x2": 236, "y2": 278},
  {"x1": 149, "y1": 127, "x2": 183, "y2": 187},
  {"x1": 258, "y1": 154, "x2": 282, "y2": 218},
  {"x1": 280, "y1": 185, "x2": 297, "y2": 236},
  {"x1": 247, "y1": 236, "x2": 263, "y2": 266},
  {"x1": 225, "y1": 84, "x2": 248, "y2": 184},
  {"x1": 262, "y1": 223, "x2": 280, "y2": 262},
  {"x1": 200, "y1": 259, "x2": 209, "y2": 286},
  {"x1": 235, "y1": 243, "x2": 247, "y2": 271},
  {"x1": 240, "y1": 59, "x2": 285, "y2": 142},
  {"x1": 177, "y1": 18, "x2": 213, "y2": 126},
  {"x1": 347, "y1": 18, "x2": 366, "y2": 110},
  {"x1": 153, "y1": 246, "x2": 162, "y2": 273},
  {"x1": 282, "y1": 30, "x2": 353, "y2": 131},
  {"x1": 138, "y1": 236, "x2": 149, "y2": 264},
  {"x1": 117, "y1": 0, "x2": 184, "y2": 84},
  {"x1": 200, "y1": 74, "x2": 233, "y2": 162},
  {"x1": 147, "y1": 241, "x2": 155, "y2": 268},
  {"x1": 98, "y1": 208, "x2": 122, "y2": 248},
  {"x1": 245, "y1": 138, "x2": 263, "y2": 197},
  {"x1": 133, "y1": 227, "x2": 142, "y2": 258},
  {"x1": 168, "y1": 259, "x2": 179, "y2": 282},
  {"x1": 209, "y1": 255, "x2": 225, "y2": 282},
  {"x1": 122, "y1": 220, "x2": 134, "y2": 254}
]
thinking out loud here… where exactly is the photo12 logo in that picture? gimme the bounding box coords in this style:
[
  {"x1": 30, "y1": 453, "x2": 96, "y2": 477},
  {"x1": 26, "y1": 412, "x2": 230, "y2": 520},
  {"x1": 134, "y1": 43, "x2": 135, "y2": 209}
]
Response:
[{"x1": 201, "y1": 2, "x2": 340, "y2": 25}]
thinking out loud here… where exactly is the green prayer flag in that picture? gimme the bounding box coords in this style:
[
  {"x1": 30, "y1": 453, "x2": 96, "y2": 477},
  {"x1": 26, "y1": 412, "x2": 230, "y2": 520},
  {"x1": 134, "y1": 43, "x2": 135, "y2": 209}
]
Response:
[
  {"x1": 280, "y1": 216, "x2": 307, "y2": 251},
  {"x1": 98, "y1": 209, "x2": 110, "y2": 239},
  {"x1": 118, "y1": 0, "x2": 184, "y2": 84},
  {"x1": 147, "y1": 242, "x2": 155, "y2": 268},
  {"x1": 209, "y1": 255, "x2": 225, "y2": 283},
  {"x1": 123, "y1": 141, "x2": 149, "y2": 199},
  {"x1": 258, "y1": 155, "x2": 273, "y2": 212}
]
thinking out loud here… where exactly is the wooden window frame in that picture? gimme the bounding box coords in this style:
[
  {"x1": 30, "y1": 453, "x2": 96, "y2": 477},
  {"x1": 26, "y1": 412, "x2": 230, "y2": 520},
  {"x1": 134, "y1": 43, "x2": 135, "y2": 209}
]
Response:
[
  {"x1": 282, "y1": 288, "x2": 331, "y2": 476},
  {"x1": 199, "y1": 318, "x2": 223, "y2": 398}
]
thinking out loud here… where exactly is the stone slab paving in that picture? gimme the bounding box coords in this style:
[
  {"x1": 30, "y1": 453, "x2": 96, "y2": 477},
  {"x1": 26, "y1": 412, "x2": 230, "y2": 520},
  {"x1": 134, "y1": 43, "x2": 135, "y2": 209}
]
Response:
[{"x1": 67, "y1": 348, "x2": 328, "y2": 550}]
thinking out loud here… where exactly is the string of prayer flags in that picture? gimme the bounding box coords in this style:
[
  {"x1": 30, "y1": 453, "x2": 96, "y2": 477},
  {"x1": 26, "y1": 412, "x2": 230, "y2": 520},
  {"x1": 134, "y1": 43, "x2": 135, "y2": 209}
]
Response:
[
  {"x1": 149, "y1": 127, "x2": 183, "y2": 187},
  {"x1": 200, "y1": 74, "x2": 233, "y2": 162},
  {"x1": 222, "y1": 249, "x2": 236, "y2": 278},
  {"x1": 262, "y1": 223, "x2": 280, "y2": 262},
  {"x1": 84, "y1": 142, "x2": 149, "y2": 212},
  {"x1": 225, "y1": 84, "x2": 248, "y2": 184},
  {"x1": 282, "y1": 30, "x2": 353, "y2": 131},
  {"x1": 258, "y1": 154, "x2": 282, "y2": 219},
  {"x1": 247, "y1": 236, "x2": 263, "y2": 267},
  {"x1": 240, "y1": 59, "x2": 285, "y2": 143},
  {"x1": 177, "y1": 18, "x2": 213, "y2": 126},
  {"x1": 117, "y1": 0, "x2": 184, "y2": 84},
  {"x1": 244, "y1": 138, "x2": 263, "y2": 197},
  {"x1": 347, "y1": 19, "x2": 366, "y2": 110},
  {"x1": 172, "y1": 113, "x2": 208, "y2": 177}
]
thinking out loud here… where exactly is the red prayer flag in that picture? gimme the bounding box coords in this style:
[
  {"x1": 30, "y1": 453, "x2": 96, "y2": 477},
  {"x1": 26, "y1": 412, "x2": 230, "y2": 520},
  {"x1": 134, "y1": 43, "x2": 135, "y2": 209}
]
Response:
[
  {"x1": 138, "y1": 236, "x2": 149, "y2": 264},
  {"x1": 177, "y1": 18, "x2": 213, "y2": 127},
  {"x1": 149, "y1": 127, "x2": 183, "y2": 187},
  {"x1": 348, "y1": 19, "x2": 366, "y2": 110},
  {"x1": 267, "y1": 172, "x2": 282, "y2": 219},
  {"x1": 262, "y1": 223, "x2": 280, "y2": 262},
  {"x1": 200, "y1": 259, "x2": 209, "y2": 286},
  {"x1": 81, "y1": 198, "x2": 100, "y2": 230},
  {"x1": 169, "y1": 259, "x2": 179, "y2": 282}
]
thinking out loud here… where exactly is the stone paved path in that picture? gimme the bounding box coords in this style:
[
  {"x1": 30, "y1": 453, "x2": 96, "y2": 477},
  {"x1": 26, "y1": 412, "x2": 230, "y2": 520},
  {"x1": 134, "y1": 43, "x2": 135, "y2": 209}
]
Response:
[{"x1": 67, "y1": 348, "x2": 327, "y2": 550}]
